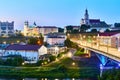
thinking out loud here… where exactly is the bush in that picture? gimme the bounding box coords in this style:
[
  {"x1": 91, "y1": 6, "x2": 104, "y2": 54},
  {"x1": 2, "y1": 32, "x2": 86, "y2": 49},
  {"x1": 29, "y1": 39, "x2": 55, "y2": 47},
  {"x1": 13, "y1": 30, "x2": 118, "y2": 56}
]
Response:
[
  {"x1": 4, "y1": 55, "x2": 24, "y2": 66},
  {"x1": 80, "y1": 48, "x2": 84, "y2": 52},
  {"x1": 49, "y1": 56, "x2": 56, "y2": 62}
]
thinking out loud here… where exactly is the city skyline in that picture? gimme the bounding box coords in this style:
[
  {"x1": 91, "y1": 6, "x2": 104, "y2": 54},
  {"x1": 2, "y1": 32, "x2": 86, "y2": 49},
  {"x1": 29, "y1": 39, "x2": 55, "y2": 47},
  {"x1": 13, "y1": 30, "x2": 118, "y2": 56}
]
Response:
[{"x1": 0, "y1": 0, "x2": 120, "y2": 30}]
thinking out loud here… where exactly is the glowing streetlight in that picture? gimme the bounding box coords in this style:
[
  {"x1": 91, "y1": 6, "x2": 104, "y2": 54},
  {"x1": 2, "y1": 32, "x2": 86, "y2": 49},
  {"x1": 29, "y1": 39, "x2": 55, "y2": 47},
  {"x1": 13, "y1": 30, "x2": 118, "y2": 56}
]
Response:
[
  {"x1": 17, "y1": 40, "x2": 20, "y2": 43},
  {"x1": 72, "y1": 62, "x2": 75, "y2": 66},
  {"x1": 22, "y1": 62, "x2": 25, "y2": 65},
  {"x1": 44, "y1": 61, "x2": 47, "y2": 65},
  {"x1": 62, "y1": 54, "x2": 65, "y2": 58},
  {"x1": 56, "y1": 58, "x2": 59, "y2": 61},
  {"x1": 67, "y1": 52, "x2": 72, "y2": 58},
  {"x1": 3, "y1": 41, "x2": 6, "y2": 44},
  {"x1": 41, "y1": 63, "x2": 43, "y2": 65}
]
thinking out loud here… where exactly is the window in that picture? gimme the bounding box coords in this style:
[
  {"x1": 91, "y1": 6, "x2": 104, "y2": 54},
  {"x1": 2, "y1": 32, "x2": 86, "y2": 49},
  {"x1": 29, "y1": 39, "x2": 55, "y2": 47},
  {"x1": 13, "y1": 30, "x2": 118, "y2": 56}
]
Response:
[
  {"x1": 1, "y1": 31, "x2": 6, "y2": 33},
  {"x1": 34, "y1": 57, "x2": 36, "y2": 59},
  {"x1": 1, "y1": 27, "x2": 6, "y2": 30},
  {"x1": 8, "y1": 27, "x2": 13, "y2": 30},
  {"x1": 8, "y1": 31, "x2": 13, "y2": 34}
]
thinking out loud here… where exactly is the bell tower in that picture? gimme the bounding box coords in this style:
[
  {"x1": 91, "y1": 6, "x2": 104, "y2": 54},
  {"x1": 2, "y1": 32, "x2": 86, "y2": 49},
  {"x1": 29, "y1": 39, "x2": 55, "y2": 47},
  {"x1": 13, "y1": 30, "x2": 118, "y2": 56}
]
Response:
[
  {"x1": 24, "y1": 21, "x2": 29, "y2": 36},
  {"x1": 84, "y1": 9, "x2": 89, "y2": 25}
]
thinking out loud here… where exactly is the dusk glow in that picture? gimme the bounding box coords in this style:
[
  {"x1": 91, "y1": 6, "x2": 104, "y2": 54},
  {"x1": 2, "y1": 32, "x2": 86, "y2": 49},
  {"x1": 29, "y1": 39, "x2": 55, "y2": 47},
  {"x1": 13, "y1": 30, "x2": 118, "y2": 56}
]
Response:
[{"x1": 0, "y1": 0, "x2": 120, "y2": 30}]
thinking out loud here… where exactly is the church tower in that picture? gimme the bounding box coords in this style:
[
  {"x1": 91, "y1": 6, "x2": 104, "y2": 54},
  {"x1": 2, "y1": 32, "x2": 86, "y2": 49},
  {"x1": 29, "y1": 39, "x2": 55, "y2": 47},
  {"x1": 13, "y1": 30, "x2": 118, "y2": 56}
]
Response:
[
  {"x1": 24, "y1": 21, "x2": 29, "y2": 36},
  {"x1": 84, "y1": 9, "x2": 89, "y2": 25}
]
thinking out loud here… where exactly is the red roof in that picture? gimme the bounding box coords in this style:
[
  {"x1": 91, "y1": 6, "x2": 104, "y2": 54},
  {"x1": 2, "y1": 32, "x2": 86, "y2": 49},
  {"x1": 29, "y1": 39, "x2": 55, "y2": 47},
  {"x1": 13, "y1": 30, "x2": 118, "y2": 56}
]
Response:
[
  {"x1": 89, "y1": 19, "x2": 100, "y2": 23},
  {"x1": 99, "y1": 32, "x2": 119, "y2": 36},
  {"x1": 5, "y1": 44, "x2": 41, "y2": 51}
]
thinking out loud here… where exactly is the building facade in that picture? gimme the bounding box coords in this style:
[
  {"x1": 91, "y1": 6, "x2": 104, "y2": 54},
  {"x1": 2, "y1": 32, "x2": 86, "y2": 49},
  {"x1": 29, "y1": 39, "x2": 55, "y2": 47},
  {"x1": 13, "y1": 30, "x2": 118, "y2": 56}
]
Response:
[
  {"x1": 0, "y1": 21, "x2": 14, "y2": 36},
  {"x1": 47, "y1": 46, "x2": 67, "y2": 56},
  {"x1": 97, "y1": 32, "x2": 120, "y2": 51},
  {"x1": 23, "y1": 21, "x2": 58, "y2": 36},
  {"x1": 44, "y1": 33, "x2": 66, "y2": 46},
  {"x1": 3, "y1": 44, "x2": 47, "y2": 63}
]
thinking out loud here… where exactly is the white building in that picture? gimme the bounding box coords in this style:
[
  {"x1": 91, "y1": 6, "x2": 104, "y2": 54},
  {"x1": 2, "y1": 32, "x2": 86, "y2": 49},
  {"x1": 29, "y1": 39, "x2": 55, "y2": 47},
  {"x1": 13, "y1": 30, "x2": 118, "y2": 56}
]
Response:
[
  {"x1": 47, "y1": 46, "x2": 67, "y2": 56},
  {"x1": 3, "y1": 44, "x2": 47, "y2": 63},
  {"x1": 44, "y1": 33, "x2": 66, "y2": 46},
  {"x1": 0, "y1": 21, "x2": 14, "y2": 36}
]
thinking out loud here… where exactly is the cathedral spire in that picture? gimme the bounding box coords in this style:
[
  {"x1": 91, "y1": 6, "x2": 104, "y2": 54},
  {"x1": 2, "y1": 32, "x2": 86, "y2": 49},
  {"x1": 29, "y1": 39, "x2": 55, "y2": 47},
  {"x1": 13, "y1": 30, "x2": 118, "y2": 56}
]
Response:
[
  {"x1": 84, "y1": 8, "x2": 89, "y2": 19},
  {"x1": 84, "y1": 8, "x2": 89, "y2": 25}
]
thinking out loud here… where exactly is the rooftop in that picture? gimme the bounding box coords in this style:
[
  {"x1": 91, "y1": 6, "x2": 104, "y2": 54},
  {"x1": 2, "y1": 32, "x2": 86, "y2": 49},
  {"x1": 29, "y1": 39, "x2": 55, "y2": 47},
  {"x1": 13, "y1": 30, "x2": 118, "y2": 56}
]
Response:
[
  {"x1": 89, "y1": 19, "x2": 100, "y2": 23},
  {"x1": 5, "y1": 44, "x2": 41, "y2": 51},
  {"x1": 99, "y1": 32, "x2": 119, "y2": 36}
]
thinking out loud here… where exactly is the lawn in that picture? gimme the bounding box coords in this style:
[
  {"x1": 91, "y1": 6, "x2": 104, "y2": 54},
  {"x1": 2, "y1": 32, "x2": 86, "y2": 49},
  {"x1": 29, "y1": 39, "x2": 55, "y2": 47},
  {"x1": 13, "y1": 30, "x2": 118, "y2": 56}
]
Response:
[
  {"x1": 0, "y1": 57, "x2": 100, "y2": 78},
  {"x1": 74, "y1": 49, "x2": 85, "y2": 56},
  {"x1": 45, "y1": 57, "x2": 79, "y2": 68}
]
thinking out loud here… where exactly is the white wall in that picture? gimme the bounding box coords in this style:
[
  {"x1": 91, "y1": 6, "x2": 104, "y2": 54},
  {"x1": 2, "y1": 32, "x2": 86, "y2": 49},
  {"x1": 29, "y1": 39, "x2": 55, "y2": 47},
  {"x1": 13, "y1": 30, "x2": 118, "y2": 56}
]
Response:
[
  {"x1": 4, "y1": 50, "x2": 39, "y2": 63},
  {"x1": 38, "y1": 45, "x2": 47, "y2": 55}
]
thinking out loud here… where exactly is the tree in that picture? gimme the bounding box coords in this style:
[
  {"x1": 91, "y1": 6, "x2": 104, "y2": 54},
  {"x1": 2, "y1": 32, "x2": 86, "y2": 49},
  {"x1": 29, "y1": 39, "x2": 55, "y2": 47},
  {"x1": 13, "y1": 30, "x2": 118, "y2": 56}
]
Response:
[
  {"x1": 64, "y1": 38, "x2": 72, "y2": 48},
  {"x1": 66, "y1": 25, "x2": 73, "y2": 33},
  {"x1": 4, "y1": 55, "x2": 24, "y2": 66},
  {"x1": 80, "y1": 24, "x2": 90, "y2": 32},
  {"x1": 49, "y1": 56, "x2": 56, "y2": 62},
  {"x1": 105, "y1": 29, "x2": 110, "y2": 32},
  {"x1": 114, "y1": 23, "x2": 120, "y2": 28},
  {"x1": 91, "y1": 29, "x2": 97, "y2": 33},
  {"x1": 72, "y1": 29, "x2": 79, "y2": 33},
  {"x1": 28, "y1": 38, "x2": 38, "y2": 45},
  {"x1": 58, "y1": 28, "x2": 64, "y2": 32}
]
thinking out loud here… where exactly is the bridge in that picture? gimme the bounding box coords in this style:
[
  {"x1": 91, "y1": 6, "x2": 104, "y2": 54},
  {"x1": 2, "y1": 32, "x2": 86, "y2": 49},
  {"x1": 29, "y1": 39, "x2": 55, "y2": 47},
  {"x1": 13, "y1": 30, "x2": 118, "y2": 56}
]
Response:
[{"x1": 70, "y1": 38, "x2": 120, "y2": 66}]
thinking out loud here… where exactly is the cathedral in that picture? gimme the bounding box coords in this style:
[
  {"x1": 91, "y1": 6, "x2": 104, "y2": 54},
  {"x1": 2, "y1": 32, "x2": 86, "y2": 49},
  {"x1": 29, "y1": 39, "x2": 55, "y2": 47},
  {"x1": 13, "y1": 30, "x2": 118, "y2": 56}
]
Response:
[{"x1": 81, "y1": 9, "x2": 111, "y2": 32}]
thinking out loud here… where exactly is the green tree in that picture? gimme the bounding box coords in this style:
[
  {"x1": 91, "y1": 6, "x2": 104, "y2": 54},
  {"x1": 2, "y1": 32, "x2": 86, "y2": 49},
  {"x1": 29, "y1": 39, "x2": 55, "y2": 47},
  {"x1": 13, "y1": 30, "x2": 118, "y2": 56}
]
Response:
[
  {"x1": 28, "y1": 38, "x2": 38, "y2": 45},
  {"x1": 114, "y1": 23, "x2": 120, "y2": 28},
  {"x1": 49, "y1": 56, "x2": 56, "y2": 62},
  {"x1": 105, "y1": 29, "x2": 110, "y2": 32},
  {"x1": 80, "y1": 24, "x2": 90, "y2": 32},
  {"x1": 64, "y1": 38, "x2": 72, "y2": 48},
  {"x1": 66, "y1": 25, "x2": 73, "y2": 33},
  {"x1": 36, "y1": 60, "x2": 44, "y2": 66},
  {"x1": 91, "y1": 29, "x2": 97, "y2": 33},
  {"x1": 4, "y1": 55, "x2": 24, "y2": 66},
  {"x1": 58, "y1": 28, "x2": 64, "y2": 32},
  {"x1": 72, "y1": 29, "x2": 79, "y2": 33}
]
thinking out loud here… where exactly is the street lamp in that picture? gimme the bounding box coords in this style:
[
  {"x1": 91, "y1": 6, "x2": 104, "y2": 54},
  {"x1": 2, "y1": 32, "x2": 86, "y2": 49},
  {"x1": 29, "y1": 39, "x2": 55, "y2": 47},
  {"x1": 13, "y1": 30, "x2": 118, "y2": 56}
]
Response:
[
  {"x1": 22, "y1": 62, "x2": 25, "y2": 65},
  {"x1": 67, "y1": 52, "x2": 72, "y2": 58},
  {"x1": 72, "y1": 62, "x2": 75, "y2": 66}
]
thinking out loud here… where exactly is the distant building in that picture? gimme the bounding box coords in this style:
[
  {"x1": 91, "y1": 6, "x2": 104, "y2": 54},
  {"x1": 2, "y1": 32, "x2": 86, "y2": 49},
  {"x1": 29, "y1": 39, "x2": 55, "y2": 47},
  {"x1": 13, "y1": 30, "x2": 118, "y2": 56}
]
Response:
[
  {"x1": 0, "y1": 21, "x2": 14, "y2": 36},
  {"x1": 24, "y1": 21, "x2": 58, "y2": 36},
  {"x1": 81, "y1": 9, "x2": 111, "y2": 32},
  {"x1": 64, "y1": 26, "x2": 80, "y2": 33},
  {"x1": 44, "y1": 33, "x2": 66, "y2": 46}
]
